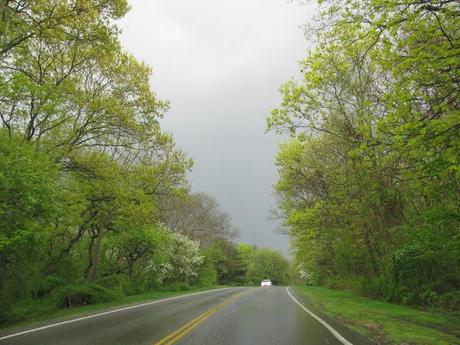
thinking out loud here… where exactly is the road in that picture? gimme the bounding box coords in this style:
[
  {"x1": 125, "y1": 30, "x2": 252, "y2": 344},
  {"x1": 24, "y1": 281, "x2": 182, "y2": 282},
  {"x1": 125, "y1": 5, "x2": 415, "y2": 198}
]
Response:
[{"x1": 0, "y1": 287, "x2": 369, "y2": 345}]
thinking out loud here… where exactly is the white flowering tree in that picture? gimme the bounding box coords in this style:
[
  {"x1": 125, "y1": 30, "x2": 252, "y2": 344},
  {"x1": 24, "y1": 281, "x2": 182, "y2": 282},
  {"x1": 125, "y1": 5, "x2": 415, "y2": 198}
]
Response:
[
  {"x1": 297, "y1": 262, "x2": 313, "y2": 285},
  {"x1": 159, "y1": 231, "x2": 203, "y2": 284}
]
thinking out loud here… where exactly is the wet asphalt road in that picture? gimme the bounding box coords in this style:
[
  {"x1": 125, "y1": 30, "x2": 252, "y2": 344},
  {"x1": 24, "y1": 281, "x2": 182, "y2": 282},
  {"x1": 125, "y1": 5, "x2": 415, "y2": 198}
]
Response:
[{"x1": 0, "y1": 286, "x2": 361, "y2": 345}]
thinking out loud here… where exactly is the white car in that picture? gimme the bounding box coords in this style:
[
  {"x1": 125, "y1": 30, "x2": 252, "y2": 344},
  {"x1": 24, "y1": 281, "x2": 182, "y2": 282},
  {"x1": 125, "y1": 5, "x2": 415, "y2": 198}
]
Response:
[{"x1": 260, "y1": 279, "x2": 272, "y2": 287}]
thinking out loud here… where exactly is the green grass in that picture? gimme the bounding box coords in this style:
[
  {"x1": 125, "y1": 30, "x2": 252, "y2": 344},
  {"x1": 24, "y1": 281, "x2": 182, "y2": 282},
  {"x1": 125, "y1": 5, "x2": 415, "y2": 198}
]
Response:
[
  {"x1": 0, "y1": 286, "x2": 225, "y2": 334},
  {"x1": 294, "y1": 286, "x2": 460, "y2": 345}
]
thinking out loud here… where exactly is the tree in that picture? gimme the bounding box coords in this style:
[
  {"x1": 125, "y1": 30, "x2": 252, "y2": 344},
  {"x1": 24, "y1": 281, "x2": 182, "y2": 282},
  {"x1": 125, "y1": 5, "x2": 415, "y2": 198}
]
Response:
[
  {"x1": 0, "y1": 130, "x2": 59, "y2": 317},
  {"x1": 102, "y1": 226, "x2": 172, "y2": 289},
  {"x1": 0, "y1": 1, "x2": 128, "y2": 57},
  {"x1": 246, "y1": 248, "x2": 289, "y2": 286},
  {"x1": 160, "y1": 192, "x2": 238, "y2": 245},
  {"x1": 268, "y1": 0, "x2": 460, "y2": 307},
  {"x1": 204, "y1": 240, "x2": 246, "y2": 285},
  {"x1": 0, "y1": 0, "x2": 197, "y2": 322},
  {"x1": 161, "y1": 232, "x2": 203, "y2": 284},
  {"x1": 0, "y1": 0, "x2": 168, "y2": 160}
]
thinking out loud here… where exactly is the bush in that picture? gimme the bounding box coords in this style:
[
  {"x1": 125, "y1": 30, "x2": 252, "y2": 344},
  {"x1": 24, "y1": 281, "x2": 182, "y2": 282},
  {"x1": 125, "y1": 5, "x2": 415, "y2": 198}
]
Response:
[
  {"x1": 435, "y1": 291, "x2": 460, "y2": 312},
  {"x1": 386, "y1": 244, "x2": 451, "y2": 306},
  {"x1": 32, "y1": 276, "x2": 66, "y2": 299},
  {"x1": 97, "y1": 274, "x2": 136, "y2": 296},
  {"x1": 197, "y1": 259, "x2": 217, "y2": 287},
  {"x1": 324, "y1": 275, "x2": 367, "y2": 293},
  {"x1": 4, "y1": 298, "x2": 55, "y2": 324},
  {"x1": 163, "y1": 282, "x2": 191, "y2": 292},
  {"x1": 52, "y1": 284, "x2": 122, "y2": 309}
]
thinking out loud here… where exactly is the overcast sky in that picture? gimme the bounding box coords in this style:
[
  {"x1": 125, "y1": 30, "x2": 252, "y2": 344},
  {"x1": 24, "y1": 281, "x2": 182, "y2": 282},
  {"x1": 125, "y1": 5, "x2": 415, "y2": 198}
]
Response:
[{"x1": 120, "y1": 0, "x2": 313, "y2": 256}]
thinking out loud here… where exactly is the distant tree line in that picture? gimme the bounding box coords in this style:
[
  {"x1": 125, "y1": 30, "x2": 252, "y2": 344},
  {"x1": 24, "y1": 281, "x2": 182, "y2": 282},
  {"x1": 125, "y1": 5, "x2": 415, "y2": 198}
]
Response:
[
  {"x1": 268, "y1": 0, "x2": 459, "y2": 310},
  {"x1": 0, "y1": 0, "x2": 289, "y2": 324}
]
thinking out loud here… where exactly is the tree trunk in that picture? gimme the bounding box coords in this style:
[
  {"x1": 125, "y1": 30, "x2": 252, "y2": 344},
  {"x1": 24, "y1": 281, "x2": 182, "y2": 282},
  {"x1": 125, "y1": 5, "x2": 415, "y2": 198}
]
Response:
[{"x1": 85, "y1": 227, "x2": 103, "y2": 282}]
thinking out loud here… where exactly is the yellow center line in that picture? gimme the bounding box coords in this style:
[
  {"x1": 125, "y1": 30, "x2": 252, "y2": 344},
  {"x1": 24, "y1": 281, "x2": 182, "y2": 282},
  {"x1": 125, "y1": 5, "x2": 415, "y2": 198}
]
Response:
[
  {"x1": 154, "y1": 290, "x2": 248, "y2": 345},
  {"x1": 154, "y1": 305, "x2": 221, "y2": 345}
]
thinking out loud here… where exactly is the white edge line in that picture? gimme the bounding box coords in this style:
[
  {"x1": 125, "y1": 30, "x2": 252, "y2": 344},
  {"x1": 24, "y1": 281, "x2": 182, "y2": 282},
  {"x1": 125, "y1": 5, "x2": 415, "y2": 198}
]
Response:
[
  {"x1": 286, "y1": 287, "x2": 353, "y2": 345},
  {"x1": 0, "y1": 287, "x2": 235, "y2": 341}
]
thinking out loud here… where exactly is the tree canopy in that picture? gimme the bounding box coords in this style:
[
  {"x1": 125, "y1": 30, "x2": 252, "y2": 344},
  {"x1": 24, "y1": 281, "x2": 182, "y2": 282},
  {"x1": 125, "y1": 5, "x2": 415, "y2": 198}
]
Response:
[
  {"x1": 268, "y1": 0, "x2": 459, "y2": 309},
  {"x1": 0, "y1": 1, "x2": 293, "y2": 325}
]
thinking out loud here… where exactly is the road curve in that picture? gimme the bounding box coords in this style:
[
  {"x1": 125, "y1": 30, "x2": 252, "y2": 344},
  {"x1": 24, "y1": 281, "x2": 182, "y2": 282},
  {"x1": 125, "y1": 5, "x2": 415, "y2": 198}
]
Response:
[{"x1": 0, "y1": 286, "x2": 367, "y2": 345}]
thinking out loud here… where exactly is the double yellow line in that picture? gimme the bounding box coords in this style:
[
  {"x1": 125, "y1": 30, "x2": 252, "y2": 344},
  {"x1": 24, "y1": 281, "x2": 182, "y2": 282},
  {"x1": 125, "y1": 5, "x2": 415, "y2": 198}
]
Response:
[{"x1": 154, "y1": 290, "x2": 247, "y2": 345}]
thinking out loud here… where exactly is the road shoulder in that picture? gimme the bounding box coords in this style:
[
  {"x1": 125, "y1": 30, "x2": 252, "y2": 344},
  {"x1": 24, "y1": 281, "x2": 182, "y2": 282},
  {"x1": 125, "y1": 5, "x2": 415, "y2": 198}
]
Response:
[
  {"x1": 293, "y1": 286, "x2": 460, "y2": 345},
  {"x1": 290, "y1": 287, "x2": 373, "y2": 345}
]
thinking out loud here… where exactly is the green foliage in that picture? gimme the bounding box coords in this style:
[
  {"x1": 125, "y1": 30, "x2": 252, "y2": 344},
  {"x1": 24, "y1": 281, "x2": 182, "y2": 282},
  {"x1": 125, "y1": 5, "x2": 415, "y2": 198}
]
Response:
[
  {"x1": 97, "y1": 275, "x2": 132, "y2": 295},
  {"x1": 203, "y1": 240, "x2": 246, "y2": 285},
  {"x1": 0, "y1": 131, "x2": 60, "y2": 319},
  {"x1": 246, "y1": 248, "x2": 290, "y2": 286},
  {"x1": 32, "y1": 276, "x2": 67, "y2": 300},
  {"x1": 52, "y1": 284, "x2": 122, "y2": 309},
  {"x1": 0, "y1": 131, "x2": 58, "y2": 251},
  {"x1": 0, "y1": 0, "x2": 234, "y2": 326},
  {"x1": 198, "y1": 241, "x2": 291, "y2": 287},
  {"x1": 0, "y1": 0, "x2": 294, "y2": 328},
  {"x1": 269, "y1": 0, "x2": 460, "y2": 309},
  {"x1": 197, "y1": 255, "x2": 218, "y2": 287},
  {"x1": 162, "y1": 283, "x2": 192, "y2": 292}
]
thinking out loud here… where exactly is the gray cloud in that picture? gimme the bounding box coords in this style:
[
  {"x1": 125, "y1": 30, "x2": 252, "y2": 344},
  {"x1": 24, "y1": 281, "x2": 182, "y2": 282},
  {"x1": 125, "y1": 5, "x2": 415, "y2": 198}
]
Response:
[{"x1": 120, "y1": 0, "x2": 313, "y2": 255}]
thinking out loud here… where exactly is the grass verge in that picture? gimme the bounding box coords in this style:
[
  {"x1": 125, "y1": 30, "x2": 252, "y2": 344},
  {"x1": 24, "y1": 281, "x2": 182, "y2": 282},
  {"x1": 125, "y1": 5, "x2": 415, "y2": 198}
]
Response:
[
  {"x1": 0, "y1": 286, "x2": 226, "y2": 335},
  {"x1": 294, "y1": 286, "x2": 460, "y2": 345}
]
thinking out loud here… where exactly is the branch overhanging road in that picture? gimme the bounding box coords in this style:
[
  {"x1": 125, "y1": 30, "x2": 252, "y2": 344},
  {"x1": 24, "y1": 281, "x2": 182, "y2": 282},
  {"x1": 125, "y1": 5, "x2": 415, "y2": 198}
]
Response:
[{"x1": 0, "y1": 287, "x2": 371, "y2": 345}]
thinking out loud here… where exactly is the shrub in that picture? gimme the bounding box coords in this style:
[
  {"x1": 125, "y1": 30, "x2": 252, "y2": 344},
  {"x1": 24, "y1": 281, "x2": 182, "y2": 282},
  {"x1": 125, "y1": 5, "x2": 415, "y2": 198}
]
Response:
[
  {"x1": 32, "y1": 276, "x2": 66, "y2": 299},
  {"x1": 52, "y1": 284, "x2": 122, "y2": 309},
  {"x1": 197, "y1": 259, "x2": 217, "y2": 287},
  {"x1": 97, "y1": 274, "x2": 136, "y2": 296},
  {"x1": 163, "y1": 283, "x2": 191, "y2": 292},
  {"x1": 435, "y1": 291, "x2": 460, "y2": 312},
  {"x1": 385, "y1": 244, "x2": 457, "y2": 307},
  {"x1": 324, "y1": 275, "x2": 367, "y2": 293},
  {"x1": 4, "y1": 298, "x2": 55, "y2": 323}
]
